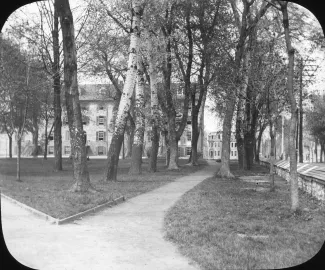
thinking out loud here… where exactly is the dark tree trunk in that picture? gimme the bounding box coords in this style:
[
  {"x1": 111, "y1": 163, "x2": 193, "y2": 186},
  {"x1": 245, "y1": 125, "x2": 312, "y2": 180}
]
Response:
[
  {"x1": 236, "y1": 97, "x2": 244, "y2": 169},
  {"x1": 31, "y1": 115, "x2": 39, "y2": 157},
  {"x1": 269, "y1": 122, "x2": 276, "y2": 191},
  {"x1": 56, "y1": 0, "x2": 91, "y2": 192},
  {"x1": 8, "y1": 134, "x2": 12, "y2": 158},
  {"x1": 106, "y1": 133, "x2": 124, "y2": 180},
  {"x1": 191, "y1": 110, "x2": 199, "y2": 166},
  {"x1": 52, "y1": 4, "x2": 62, "y2": 171},
  {"x1": 315, "y1": 139, "x2": 318, "y2": 162},
  {"x1": 16, "y1": 138, "x2": 22, "y2": 181},
  {"x1": 168, "y1": 116, "x2": 179, "y2": 170},
  {"x1": 148, "y1": 126, "x2": 160, "y2": 172},
  {"x1": 44, "y1": 118, "x2": 48, "y2": 160}
]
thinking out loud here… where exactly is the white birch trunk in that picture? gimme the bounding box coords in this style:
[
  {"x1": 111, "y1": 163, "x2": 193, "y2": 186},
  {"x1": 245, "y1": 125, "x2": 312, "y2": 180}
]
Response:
[
  {"x1": 129, "y1": 54, "x2": 145, "y2": 174},
  {"x1": 105, "y1": 0, "x2": 143, "y2": 181},
  {"x1": 146, "y1": 31, "x2": 160, "y2": 172}
]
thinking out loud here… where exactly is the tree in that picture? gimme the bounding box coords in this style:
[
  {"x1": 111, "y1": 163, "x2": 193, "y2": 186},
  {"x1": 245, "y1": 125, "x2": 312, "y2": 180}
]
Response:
[
  {"x1": 277, "y1": 0, "x2": 299, "y2": 212},
  {"x1": 129, "y1": 54, "x2": 145, "y2": 174},
  {"x1": 216, "y1": 0, "x2": 271, "y2": 177},
  {"x1": 55, "y1": 0, "x2": 92, "y2": 192},
  {"x1": 104, "y1": 0, "x2": 144, "y2": 181}
]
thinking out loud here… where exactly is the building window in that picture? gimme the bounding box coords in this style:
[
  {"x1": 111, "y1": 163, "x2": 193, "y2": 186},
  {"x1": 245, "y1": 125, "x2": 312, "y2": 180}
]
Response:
[
  {"x1": 214, "y1": 142, "x2": 217, "y2": 147},
  {"x1": 210, "y1": 151, "x2": 213, "y2": 158},
  {"x1": 49, "y1": 134, "x2": 54, "y2": 141},
  {"x1": 66, "y1": 130, "x2": 70, "y2": 141},
  {"x1": 235, "y1": 143, "x2": 237, "y2": 148},
  {"x1": 212, "y1": 135, "x2": 214, "y2": 140},
  {"x1": 218, "y1": 151, "x2": 220, "y2": 156},
  {"x1": 49, "y1": 146, "x2": 54, "y2": 154},
  {"x1": 218, "y1": 142, "x2": 220, "y2": 147},
  {"x1": 96, "y1": 131, "x2": 105, "y2": 141},
  {"x1": 64, "y1": 146, "x2": 71, "y2": 155},
  {"x1": 98, "y1": 104, "x2": 105, "y2": 110},
  {"x1": 186, "y1": 147, "x2": 191, "y2": 155},
  {"x1": 231, "y1": 151, "x2": 233, "y2": 156},
  {"x1": 234, "y1": 151, "x2": 237, "y2": 156},
  {"x1": 218, "y1": 134, "x2": 220, "y2": 139},
  {"x1": 187, "y1": 131, "x2": 192, "y2": 141},
  {"x1": 98, "y1": 146, "x2": 106, "y2": 155},
  {"x1": 97, "y1": 116, "x2": 105, "y2": 125}
]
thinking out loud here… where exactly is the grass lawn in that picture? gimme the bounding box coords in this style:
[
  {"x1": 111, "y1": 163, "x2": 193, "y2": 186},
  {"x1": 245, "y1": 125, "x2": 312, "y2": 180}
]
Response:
[
  {"x1": 164, "y1": 161, "x2": 325, "y2": 270},
  {"x1": 0, "y1": 157, "x2": 206, "y2": 219}
]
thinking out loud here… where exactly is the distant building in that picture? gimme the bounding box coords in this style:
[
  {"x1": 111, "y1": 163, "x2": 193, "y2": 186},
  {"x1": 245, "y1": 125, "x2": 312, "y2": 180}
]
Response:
[
  {"x1": 206, "y1": 131, "x2": 238, "y2": 160},
  {"x1": 0, "y1": 83, "x2": 203, "y2": 158}
]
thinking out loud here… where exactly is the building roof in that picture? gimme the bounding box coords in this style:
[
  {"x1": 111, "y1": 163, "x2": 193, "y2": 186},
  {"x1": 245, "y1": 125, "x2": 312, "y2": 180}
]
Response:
[{"x1": 79, "y1": 84, "x2": 117, "y2": 101}]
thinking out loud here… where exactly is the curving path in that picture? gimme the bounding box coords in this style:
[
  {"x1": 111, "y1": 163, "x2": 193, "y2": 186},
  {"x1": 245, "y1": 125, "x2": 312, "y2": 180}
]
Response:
[{"x1": 1, "y1": 160, "x2": 217, "y2": 270}]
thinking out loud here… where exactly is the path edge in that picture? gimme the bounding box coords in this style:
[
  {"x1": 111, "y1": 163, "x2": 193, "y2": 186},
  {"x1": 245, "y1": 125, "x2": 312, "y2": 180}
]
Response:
[{"x1": 1, "y1": 192, "x2": 125, "y2": 225}]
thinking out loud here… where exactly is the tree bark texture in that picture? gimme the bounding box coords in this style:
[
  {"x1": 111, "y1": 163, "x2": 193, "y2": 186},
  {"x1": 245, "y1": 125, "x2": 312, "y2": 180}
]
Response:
[
  {"x1": 16, "y1": 138, "x2": 22, "y2": 181},
  {"x1": 31, "y1": 115, "x2": 39, "y2": 157},
  {"x1": 56, "y1": 0, "x2": 91, "y2": 192},
  {"x1": 105, "y1": 0, "x2": 143, "y2": 181},
  {"x1": 280, "y1": 1, "x2": 299, "y2": 212},
  {"x1": 269, "y1": 122, "x2": 276, "y2": 190},
  {"x1": 146, "y1": 32, "x2": 160, "y2": 172},
  {"x1": 52, "y1": 4, "x2": 62, "y2": 170},
  {"x1": 129, "y1": 55, "x2": 145, "y2": 174},
  {"x1": 8, "y1": 134, "x2": 12, "y2": 158}
]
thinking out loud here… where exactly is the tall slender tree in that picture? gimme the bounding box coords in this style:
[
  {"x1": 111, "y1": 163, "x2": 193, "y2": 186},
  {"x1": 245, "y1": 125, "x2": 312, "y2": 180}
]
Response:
[
  {"x1": 55, "y1": 0, "x2": 92, "y2": 192},
  {"x1": 104, "y1": 0, "x2": 144, "y2": 181}
]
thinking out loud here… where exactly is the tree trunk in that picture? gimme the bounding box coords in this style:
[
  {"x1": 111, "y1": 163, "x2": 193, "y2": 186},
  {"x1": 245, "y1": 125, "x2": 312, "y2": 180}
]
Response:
[
  {"x1": 8, "y1": 134, "x2": 12, "y2": 158},
  {"x1": 269, "y1": 122, "x2": 276, "y2": 191},
  {"x1": 32, "y1": 116, "x2": 39, "y2": 157},
  {"x1": 52, "y1": 2, "x2": 62, "y2": 171},
  {"x1": 191, "y1": 107, "x2": 199, "y2": 166},
  {"x1": 148, "y1": 126, "x2": 159, "y2": 172},
  {"x1": 280, "y1": 1, "x2": 299, "y2": 212},
  {"x1": 104, "y1": 0, "x2": 143, "y2": 181},
  {"x1": 315, "y1": 139, "x2": 318, "y2": 162},
  {"x1": 217, "y1": 98, "x2": 236, "y2": 178},
  {"x1": 147, "y1": 33, "x2": 160, "y2": 172},
  {"x1": 319, "y1": 144, "x2": 324, "y2": 163},
  {"x1": 129, "y1": 56, "x2": 145, "y2": 174},
  {"x1": 164, "y1": 131, "x2": 170, "y2": 166},
  {"x1": 16, "y1": 138, "x2": 22, "y2": 181},
  {"x1": 56, "y1": 0, "x2": 91, "y2": 192}
]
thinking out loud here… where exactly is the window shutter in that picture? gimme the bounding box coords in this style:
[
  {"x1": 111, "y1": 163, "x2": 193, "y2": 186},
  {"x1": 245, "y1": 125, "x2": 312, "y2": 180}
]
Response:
[
  {"x1": 96, "y1": 131, "x2": 98, "y2": 141},
  {"x1": 96, "y1": 116, "x2": 99, "y2": 125}
]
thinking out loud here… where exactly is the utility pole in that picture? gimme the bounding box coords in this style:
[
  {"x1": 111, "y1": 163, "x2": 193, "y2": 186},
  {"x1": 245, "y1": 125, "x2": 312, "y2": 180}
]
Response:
[{"x1": 299, "y1": 59, "x2": 303, "y2": 163}]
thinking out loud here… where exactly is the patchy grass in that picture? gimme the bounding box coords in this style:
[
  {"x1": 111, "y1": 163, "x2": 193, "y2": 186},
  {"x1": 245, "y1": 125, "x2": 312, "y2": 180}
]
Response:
[
  {"x1": 164, "y1": 162, "x2": 325, "y2": 270},
  {"x1": 0, "y1": 157, "x2": 206, "y2": 219}
]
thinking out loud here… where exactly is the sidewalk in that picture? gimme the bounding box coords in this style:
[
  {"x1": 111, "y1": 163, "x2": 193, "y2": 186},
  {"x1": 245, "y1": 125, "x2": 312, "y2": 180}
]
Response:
[{"x1": 1, "y1": 160, "x2": 217, "y2": 270}]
